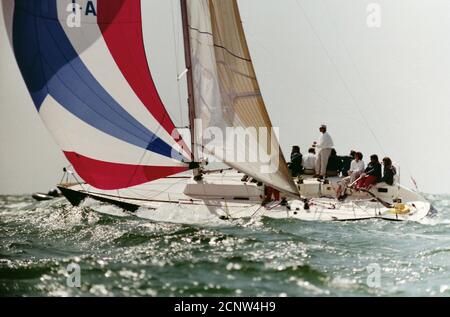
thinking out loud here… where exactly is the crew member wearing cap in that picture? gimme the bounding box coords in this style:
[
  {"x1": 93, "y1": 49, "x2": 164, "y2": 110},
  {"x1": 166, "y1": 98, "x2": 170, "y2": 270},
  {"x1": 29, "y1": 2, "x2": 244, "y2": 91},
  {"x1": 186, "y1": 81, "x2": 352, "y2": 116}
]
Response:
[{"x1": 313, "y1": 124, "x2": 334, "y2": 179}]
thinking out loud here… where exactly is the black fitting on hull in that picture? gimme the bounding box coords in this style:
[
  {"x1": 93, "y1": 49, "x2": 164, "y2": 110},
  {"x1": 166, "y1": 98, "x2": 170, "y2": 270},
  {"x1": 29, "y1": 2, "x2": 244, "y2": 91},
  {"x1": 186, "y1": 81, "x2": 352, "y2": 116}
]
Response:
[{"x1": 57, "y1": 186, "x2": 140, "y2": 213}]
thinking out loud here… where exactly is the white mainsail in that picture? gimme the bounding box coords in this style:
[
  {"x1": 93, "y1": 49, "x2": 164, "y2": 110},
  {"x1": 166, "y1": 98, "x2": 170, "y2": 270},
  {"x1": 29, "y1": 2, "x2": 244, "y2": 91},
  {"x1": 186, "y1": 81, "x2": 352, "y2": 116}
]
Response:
[{"x1": 187, "y1": 0, "x2": 299, "y2": 196}]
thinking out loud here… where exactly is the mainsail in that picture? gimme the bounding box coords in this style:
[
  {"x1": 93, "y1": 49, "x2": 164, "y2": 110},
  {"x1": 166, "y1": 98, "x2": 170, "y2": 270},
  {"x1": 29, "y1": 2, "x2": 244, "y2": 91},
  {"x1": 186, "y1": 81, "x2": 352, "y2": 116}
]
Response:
[
  {"x1": 3, "y1": 0, "x2": 191, "y2": 190},
  {"x1": 186, "y1": 0, "x2": 299, "y2": 196}
]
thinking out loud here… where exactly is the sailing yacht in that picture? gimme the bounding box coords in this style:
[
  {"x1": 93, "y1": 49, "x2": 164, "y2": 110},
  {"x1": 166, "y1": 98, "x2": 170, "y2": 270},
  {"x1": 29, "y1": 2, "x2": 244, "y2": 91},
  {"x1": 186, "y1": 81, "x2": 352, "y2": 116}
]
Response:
[{"x1": 3, "y1": 0, "x2": 431, "y2": 222}]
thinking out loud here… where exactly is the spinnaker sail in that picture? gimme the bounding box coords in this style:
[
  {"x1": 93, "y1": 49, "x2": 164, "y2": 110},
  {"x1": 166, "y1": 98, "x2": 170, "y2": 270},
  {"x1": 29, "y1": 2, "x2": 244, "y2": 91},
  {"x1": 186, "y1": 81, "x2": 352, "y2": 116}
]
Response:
[
  {"x1": 3, "y1": 0, "x2": 191, "y2": 190},
  {"x1": 186, "y1": 0, "x2": 299, "y2": 196},
  {"x1": 4, "y1": 0, "x2": 298, "y2": 196}
]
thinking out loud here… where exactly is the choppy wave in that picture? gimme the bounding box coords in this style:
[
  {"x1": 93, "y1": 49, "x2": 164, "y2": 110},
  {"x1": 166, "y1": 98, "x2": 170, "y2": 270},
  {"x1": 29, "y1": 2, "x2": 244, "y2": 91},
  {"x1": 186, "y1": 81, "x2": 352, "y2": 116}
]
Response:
[{"x1": 0, "y1": 193, "x2": 449, "y2": 297}]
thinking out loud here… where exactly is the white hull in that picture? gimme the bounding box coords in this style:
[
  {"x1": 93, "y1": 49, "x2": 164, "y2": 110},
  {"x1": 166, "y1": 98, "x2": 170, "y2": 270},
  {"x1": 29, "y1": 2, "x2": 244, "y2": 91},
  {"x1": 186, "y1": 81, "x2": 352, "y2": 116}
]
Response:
[{"x1": 58, "y1": 170, "x2": 432, "y2": 224}]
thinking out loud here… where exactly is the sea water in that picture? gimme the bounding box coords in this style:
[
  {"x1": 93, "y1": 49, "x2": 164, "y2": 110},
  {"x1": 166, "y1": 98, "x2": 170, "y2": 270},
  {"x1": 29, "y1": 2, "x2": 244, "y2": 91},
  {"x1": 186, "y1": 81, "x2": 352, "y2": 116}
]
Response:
[{"x1": 1, "y1": 194, "x2": 449, "y2": 297}]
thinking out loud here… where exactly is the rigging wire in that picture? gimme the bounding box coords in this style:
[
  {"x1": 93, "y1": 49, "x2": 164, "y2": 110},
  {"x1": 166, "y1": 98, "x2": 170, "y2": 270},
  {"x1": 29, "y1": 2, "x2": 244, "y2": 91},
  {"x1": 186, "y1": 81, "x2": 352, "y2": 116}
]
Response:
[
  {"x1": 317, "y1": 0, "x2": 417, "y2": 187},
  {"x1": 127, "y1": 177, "x2": 188, "y2": 201},
  {"x1": 294, "y1": 0, "x2": 386, "y2": 157}
]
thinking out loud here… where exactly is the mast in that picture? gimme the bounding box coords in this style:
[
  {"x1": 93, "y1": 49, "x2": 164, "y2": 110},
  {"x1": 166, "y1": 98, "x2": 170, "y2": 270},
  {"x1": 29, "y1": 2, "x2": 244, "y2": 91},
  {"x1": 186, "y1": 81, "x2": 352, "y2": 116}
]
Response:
[{"x1": 180, "y1": 0, "x2": 199, "y2": 172}]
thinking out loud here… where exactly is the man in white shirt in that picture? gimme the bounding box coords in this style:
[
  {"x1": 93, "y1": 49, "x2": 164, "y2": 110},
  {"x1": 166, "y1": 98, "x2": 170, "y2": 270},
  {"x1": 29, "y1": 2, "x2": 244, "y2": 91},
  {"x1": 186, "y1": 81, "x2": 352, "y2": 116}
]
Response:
[
  {"x1": 302, "y1": 148, "x2": 316, "y2": 175},
  {"x1": 314, "y1": 124, "x2": 334, "y2": 178},
  {"x1": 348, "y1": 153, "x2": 365, "y2": 183},
  {"x1": 335, "y1": 152, "x2": 365, "y2": 200}
]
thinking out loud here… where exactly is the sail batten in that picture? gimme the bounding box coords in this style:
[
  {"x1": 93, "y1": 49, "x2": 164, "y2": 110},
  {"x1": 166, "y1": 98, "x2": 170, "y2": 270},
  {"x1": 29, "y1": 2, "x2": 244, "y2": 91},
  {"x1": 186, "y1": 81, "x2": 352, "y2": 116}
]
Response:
[{"x1": 187, "y1": 0, "x2": 299, "y2": 196}]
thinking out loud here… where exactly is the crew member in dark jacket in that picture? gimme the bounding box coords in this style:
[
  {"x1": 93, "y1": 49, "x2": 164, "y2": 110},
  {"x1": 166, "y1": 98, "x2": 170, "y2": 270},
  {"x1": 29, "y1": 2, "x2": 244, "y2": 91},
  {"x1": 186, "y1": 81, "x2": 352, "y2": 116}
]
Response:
[
  {"x1": 356, "y1": 154, "x2": 382, "y2": 189},
  {"x1": 289, "y1": 146, "x2": 303, "y2": 177},
  {"x1": 326, "y1": 149, "x2": 340, "y2": 176},
  {"x1": 380, "y1": 157, "x2": 397, "y2": 186}
]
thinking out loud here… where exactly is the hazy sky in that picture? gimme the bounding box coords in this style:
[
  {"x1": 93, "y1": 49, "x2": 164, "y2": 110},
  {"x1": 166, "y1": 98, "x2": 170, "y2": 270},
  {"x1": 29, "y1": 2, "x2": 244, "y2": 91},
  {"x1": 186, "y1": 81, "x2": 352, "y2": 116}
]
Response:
[{"x1": 1, "y1": 0, "x2": 450, "y2": 194}]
